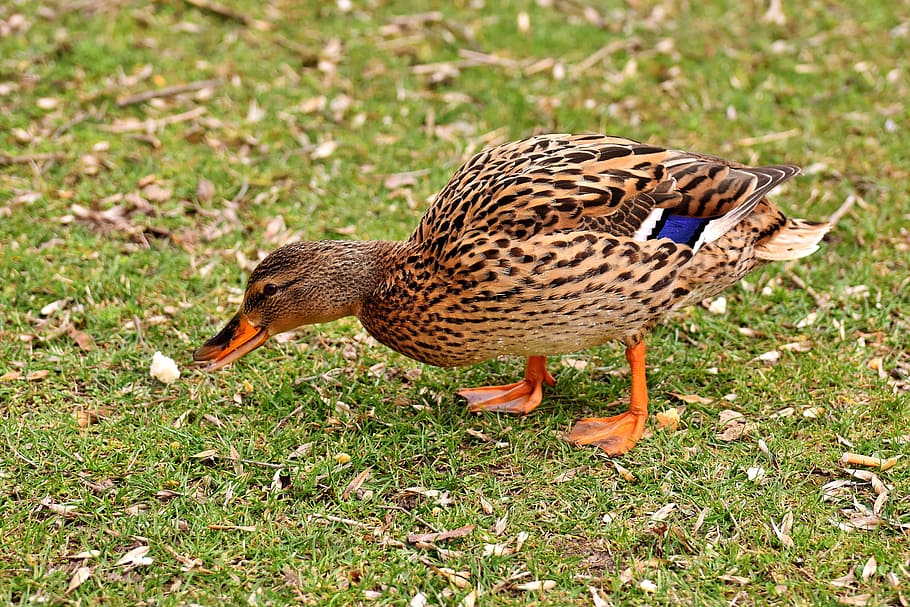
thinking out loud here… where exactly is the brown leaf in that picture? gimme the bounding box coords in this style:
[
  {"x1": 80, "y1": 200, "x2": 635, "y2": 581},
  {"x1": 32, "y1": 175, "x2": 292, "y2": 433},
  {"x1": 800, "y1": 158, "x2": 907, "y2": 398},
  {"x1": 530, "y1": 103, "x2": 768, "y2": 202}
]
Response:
[
  {"x1": 141, "y1": 183, "x2": 172, "y2": 203},
  {"x1": 342, "y1": 468, "x2": 371, "y2": 500},
  {"x1": 671, "y1": 392, "x2": 713, "y2": 405},
  {"x1": 407, "y1": 524, "x2": 474, "y2": 544},
  {"x1": 196, "y1": 177, "x2": 215, "y2": 202},
  {"x1": 116, "y1": 545, "x2": 151, "y2": 566},
  {"x1": 839, "y1": 594, "x2": 871, "y2": 606},
  {"x1": 66, "y1": 566, "x2": 92, "y2": 595},
  {"x1": 656, "y1": 407, "x2": 680, "y2": 430},
  {"x1": 69, "y1": 328, "x2": 95, "y2": 351},
  {"x1": 431, "y1": 566, "x2": 471, "y2": 588}
]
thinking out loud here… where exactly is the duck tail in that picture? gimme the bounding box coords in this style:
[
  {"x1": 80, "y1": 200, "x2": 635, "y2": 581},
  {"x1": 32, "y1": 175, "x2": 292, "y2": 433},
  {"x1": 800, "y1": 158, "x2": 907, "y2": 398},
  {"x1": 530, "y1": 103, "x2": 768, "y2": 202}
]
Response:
[{"x1": 754, "y1": 218, "x2": 830, "y2": 261}]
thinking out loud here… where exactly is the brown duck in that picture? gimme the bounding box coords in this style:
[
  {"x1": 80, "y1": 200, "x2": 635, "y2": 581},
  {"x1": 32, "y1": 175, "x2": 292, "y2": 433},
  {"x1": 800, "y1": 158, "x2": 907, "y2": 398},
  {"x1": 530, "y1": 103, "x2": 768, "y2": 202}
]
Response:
[{"x1": 195, "y1": 134, "x2": 829, "y2": 455}]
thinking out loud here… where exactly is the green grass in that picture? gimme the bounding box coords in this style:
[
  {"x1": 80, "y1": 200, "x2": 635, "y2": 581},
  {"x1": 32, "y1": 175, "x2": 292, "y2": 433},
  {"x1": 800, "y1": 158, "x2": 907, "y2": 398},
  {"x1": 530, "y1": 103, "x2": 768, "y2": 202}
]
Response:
[{"x1": 2, "y1": 0, "x2": 908, "y2": 605}]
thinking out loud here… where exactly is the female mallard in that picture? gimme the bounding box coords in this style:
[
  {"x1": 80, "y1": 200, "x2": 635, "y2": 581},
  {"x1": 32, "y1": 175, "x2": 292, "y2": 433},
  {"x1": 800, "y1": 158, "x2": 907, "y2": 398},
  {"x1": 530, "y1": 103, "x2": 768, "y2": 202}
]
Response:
[{"x1": 195, "y1": 134, "x2": 829, "y2": 455}]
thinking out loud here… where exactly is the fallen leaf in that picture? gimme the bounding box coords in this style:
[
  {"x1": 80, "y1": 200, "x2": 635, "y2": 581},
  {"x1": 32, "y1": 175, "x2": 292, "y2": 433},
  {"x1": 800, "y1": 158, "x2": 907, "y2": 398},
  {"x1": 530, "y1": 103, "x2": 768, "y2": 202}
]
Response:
[
  {"x1": 839, "y1": 594, "x2": 871, "y2": 606},
  {"x1": 432, "y1": 566, "x2": 471, "y2": 588},
  {"x1": 514, "y1": 580, "x2": 556, "y2": 591},
  {"x1": 407, "y1": 524, "x2": 474, "y2": 544},
  {"x1": 590, "y1": 586, "x2": 611, "y2": 607},
  {"x1": 116, "y1": 545, "x2": 151, "y2": 566},
  {"x1": 196, "y1": 177, "x2": 215, "y2": 202},
  {"x1": 69, "y1": 328, "x2": 95, "y2": 351},
  {"x1": 66, "y1": 566, "x2": 92, "y2": 594},
  {"x1": 771, "y1": 511, "x2": 794, "y2": 548},
  {"x1": 671, "y1": 392, "x2": 713, "y2": 405},
  {"x1": 861, "y1": 556, "x2": 877, "y2": 580},
  {"x1": 841, "y1": 452, "x2": 900, "y2": 471},
  {"x1": 141, "y1": 182, "x2": 172, "y2": 202},
  {"x1": 613, "y1": 460, "x2": 634, "y2": 481},
  {"x1": 650, "y1": 503, "x2": 676, "y2": 521},
  {"x1": 656, "y1": 407, "x2": 680, "y2": 431},
  {"x1": 639, "y1": 579, "x2": 658, "y2": 593},
  {"x1": 459, "y1": 588, "x2": 479, "y2": 607},
  {"x1": 494, "y1": 514, "x2": 508, "y2": 536},
  {"x1": 829, "y1": 570, "x2": 857, "y2": 588},
  {"x1": 409, "y1": 591, "x2": 428, "y2": 607},
  {"x1": 342, "y1": 468, "x2": 371, "y2": 500}
]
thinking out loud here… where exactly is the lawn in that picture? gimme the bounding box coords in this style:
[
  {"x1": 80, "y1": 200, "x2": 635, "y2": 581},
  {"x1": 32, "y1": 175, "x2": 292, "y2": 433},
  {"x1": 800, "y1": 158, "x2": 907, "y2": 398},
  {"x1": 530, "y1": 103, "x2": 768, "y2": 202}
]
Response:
[{"x1": 1, "y1": 0, "x2": 908, "y2": 605}]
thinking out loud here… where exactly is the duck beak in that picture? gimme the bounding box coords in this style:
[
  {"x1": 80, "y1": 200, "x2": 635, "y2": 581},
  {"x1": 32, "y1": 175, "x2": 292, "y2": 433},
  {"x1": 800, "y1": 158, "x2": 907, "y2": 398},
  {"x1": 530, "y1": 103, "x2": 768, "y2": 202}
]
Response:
[{"x1": 194, "y1": 311, "x2": 270, "y2": 371}]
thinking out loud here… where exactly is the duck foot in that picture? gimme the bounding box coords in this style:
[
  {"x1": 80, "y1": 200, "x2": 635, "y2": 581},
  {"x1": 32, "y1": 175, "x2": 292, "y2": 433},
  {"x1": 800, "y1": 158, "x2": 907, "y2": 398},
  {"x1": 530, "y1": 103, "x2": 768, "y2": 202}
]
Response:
[
  {"x1": 569, "y1": 341, "x2": 650, "y2": 456},
  {"x1": 569, "y1": 411, "x2": 647, "y2": 456},
  {"x1": 457, "y1": 356, "x2": 555, "y2": 415}
]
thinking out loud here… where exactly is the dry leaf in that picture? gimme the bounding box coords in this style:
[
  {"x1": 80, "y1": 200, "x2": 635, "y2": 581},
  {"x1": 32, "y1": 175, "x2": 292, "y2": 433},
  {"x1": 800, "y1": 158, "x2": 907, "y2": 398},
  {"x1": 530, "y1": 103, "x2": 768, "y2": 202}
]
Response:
[
  {"x1": 839, "y1": 594, "x2": 871, "y2": 606},
  {"x1": 196, "y1": 177, "x2": 215, "y2": 202},
  {"x1": 459, "y1": 588, "x2": 479, "y2": 607},
  {"x1": 716, "y1": 410, "x2": 750, "y2": 441},
  {"x1": 409, "y1": 592, "x2": 428, "y2": 607},
  {"x1": 830, "y1": 570, "x2": 857, "y2": 588},
  {"x1": 432, "y1": 567, "x2": 471, "y2": 588},
  {"x1": 342, "y1": 468, "x2": 371, "y2": 500},
  {"x1": 590, "y1": 586, "x2": 611, "y2": 607},
  {"x1": 69, "y1": 328, "x2": 95, "y2": 351},
  {"x1": 41, "y1": 496, "x2": 77, "y2": 517},
  {"x1": 650, "y1": 503, "x2": 676, "y2": 521},
  {"x1": 755, "y1": 350, "x2": 781, "y2": 364},
  {"x1": 771, "y1": 511, "x2": 794, "y2": 548},
  {"x1": 66, "y1": 566, "x2": 92, "y2": 595},
  {"x1": 311, "y1": 140, "x2": 337, "y2": 159},
  {"x1": 613, "y1": 460, "x2": 634, "y2": 481},
  {"x1": 671, "y1": 392, "x2": 713, "y2": 405},
  {"x1": 746, "y1": 466, "x2": 765, "y2": 482},
  {"x1": 656, "y1": 407, "x2": 680, "y2": 431},
  {"x1": 514, "y1": 580, "x2": 556, "y2": 592},
  {"x1": 141, "y1": 183, "x2": 172, "y2": 202},
  {"x1": 116, "y1": 545, "x2": 151, "y2": 566},
  {"x1": 841, "y1": 452, "x2": 900, "y2": 471},
  {"x1": 407, "y1": 524, "x2": 474, "y2": 544},
  {"x1": 494, "y1": 514, "x2": 508, "y2": 536},
  {"x1": 208, "y1": 523, "x2": 257, "y2": 532}
]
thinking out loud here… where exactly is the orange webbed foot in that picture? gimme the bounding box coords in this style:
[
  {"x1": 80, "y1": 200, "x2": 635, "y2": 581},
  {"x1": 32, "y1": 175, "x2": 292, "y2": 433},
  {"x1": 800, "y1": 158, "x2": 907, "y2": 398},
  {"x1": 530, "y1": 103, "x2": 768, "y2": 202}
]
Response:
[
  {"x1": 457, "y1": 356, "x2": 554, "y2": 415},
  {"x1": 570, "y1": 341, "x2": 650, "y2": 456},
  {"x1": 569, "y1": 411, "x2": 647, "y2": 456}
]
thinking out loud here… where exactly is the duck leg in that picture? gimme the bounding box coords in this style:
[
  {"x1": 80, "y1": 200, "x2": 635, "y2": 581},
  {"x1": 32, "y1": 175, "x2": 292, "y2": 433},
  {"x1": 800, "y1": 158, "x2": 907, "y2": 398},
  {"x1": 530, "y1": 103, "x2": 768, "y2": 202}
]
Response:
[
  {"x1": 569, "y1": 341, "x2": 648, "y2": 456},
  {"x1": 458, "y1": 356, "x2": 555, "y2": 415}
]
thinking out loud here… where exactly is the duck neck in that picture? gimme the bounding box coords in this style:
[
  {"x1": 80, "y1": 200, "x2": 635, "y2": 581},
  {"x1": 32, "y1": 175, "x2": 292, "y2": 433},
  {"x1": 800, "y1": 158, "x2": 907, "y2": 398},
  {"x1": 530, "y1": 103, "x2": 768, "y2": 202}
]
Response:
[{"x1": 336, "y1": 240, "x2": 407, "y2": 315}]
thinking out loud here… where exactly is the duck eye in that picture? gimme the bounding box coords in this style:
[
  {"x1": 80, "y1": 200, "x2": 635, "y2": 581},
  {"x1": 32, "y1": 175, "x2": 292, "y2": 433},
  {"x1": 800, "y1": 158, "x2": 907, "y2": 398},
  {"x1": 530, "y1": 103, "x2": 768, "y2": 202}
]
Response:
[{"x1": 263, "y1": 283, "x2": 278, "y2": 296}]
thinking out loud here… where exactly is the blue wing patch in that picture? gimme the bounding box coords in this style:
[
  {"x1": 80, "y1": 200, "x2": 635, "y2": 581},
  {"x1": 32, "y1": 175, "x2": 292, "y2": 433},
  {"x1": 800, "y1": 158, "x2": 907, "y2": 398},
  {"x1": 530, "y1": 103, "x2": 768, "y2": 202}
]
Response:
[{"x1": 655, "y1": 214, "x2": 710, "y2": 247}]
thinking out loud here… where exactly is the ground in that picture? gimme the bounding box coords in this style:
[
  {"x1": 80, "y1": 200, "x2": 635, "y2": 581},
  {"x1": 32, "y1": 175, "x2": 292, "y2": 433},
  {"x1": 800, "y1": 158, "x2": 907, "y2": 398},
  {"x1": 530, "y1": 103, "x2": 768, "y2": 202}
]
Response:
[{"x1": 1, "y1": 1, "x2": 908, "y2": 605}]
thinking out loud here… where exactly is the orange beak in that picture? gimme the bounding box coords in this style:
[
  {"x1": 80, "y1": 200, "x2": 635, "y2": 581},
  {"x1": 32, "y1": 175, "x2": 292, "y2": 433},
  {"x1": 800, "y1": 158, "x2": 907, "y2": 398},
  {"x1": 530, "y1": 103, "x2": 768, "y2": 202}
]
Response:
[{"x1": 194, "y1": 312, "x2": 270, "y2": 371}]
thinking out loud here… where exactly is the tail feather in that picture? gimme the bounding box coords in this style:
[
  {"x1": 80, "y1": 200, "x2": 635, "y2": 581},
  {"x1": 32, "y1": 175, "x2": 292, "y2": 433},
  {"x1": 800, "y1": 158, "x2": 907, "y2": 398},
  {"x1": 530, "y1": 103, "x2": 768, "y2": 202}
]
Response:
[{"x1": 755, "y1": 218, "x2": 830, "y2": 261}]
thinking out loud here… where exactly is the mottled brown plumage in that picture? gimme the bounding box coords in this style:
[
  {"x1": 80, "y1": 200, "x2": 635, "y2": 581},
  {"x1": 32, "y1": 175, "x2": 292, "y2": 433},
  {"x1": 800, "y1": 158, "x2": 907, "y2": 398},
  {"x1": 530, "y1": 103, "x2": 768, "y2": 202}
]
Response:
[{"x1": 196, "y1": 134, "x2": 829, "y2": 455}]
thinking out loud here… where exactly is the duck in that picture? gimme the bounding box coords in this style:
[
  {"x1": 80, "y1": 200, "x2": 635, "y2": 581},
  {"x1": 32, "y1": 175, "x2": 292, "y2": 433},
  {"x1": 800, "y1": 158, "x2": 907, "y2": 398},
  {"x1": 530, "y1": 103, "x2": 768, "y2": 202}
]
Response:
[{"x1": 194, "y1": 133, "x2": 829, "y2": 456}]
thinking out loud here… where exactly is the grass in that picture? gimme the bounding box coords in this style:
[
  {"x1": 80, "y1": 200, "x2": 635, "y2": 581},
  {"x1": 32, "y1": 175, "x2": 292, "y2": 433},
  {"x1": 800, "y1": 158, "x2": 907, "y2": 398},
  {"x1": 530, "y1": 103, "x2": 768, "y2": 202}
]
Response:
[{"x1": 1, "y1": 0, "x2": 908, "y2": 605}]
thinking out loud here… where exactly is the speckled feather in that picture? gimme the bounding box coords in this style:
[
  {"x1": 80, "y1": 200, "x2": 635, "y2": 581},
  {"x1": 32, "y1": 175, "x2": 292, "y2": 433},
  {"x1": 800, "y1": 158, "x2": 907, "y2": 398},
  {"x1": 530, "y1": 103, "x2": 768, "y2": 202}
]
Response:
[{"x1": 353, "y1": 134, "x2": 827, "y2": 366}]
